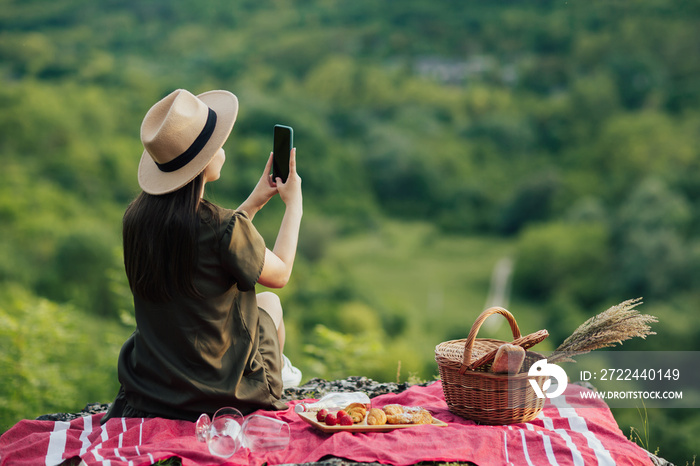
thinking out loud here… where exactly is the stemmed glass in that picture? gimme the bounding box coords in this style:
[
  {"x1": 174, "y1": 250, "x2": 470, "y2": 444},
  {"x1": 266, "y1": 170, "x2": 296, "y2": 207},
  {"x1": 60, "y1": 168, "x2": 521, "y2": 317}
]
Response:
[{"x1": 196, "y1": 407, "x2": 290, "y2": 458}]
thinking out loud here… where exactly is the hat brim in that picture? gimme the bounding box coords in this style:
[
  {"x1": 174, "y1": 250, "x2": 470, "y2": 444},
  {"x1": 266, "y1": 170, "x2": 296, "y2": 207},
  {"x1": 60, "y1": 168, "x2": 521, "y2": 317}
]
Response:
[{"x1": 137, "y1": 90, "x2": 239, "y2": 195}]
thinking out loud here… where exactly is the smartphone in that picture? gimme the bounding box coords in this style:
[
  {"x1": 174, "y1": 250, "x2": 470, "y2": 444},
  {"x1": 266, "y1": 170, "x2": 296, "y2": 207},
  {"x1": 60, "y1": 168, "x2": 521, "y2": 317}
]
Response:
[{"x1": 272, "y1": 124, "x2": 293, "y2": 182}]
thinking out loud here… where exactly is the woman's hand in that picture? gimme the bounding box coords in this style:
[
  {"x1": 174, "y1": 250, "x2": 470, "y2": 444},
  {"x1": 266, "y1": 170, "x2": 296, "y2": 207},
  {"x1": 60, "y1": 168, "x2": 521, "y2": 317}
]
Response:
[
  {"x1": 237, "y1": 153, "x2": 278, "y2": 219},
  {"x1": 273, "y1": 148, "x2": 302, "y2": 214}
]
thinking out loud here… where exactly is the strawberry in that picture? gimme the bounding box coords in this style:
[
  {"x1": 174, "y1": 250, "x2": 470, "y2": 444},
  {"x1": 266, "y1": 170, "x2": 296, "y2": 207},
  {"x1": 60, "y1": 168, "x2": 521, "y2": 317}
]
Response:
[
  {"x1": 324, "y1": 413, "x2": 337, "y2": 426},
  {"x1": 338, "y1": 414, "x2": 354, "y2": 426},
  {"x1": 316, "y1": 408, "x2": 329, "y2": 422}
]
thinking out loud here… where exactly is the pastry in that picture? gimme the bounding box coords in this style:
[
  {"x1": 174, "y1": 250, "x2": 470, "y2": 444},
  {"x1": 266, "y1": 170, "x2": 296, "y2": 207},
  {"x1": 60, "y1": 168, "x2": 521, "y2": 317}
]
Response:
[
  {"x1": 345, "y1": 402, "x2": 368, "y2": 424},
  {"x1": 382, "y1": 404, "x2": 404, "y2": 416},
  {"x1": 348, "y1": 407, "x2": 366, "y2": 423},
  {"x1": 366, "y1": 408, "x2": 387, "y2": 425},
  {"x1": 345, "y1": 402, "x2": 369, "y2": 412},
  {"x1": 383, "y1": 405, "x2": 433, "y2": 424},
  {"x1": 491, "y1": 343, "x2": 525, "y2": 374},
  {"x1": 412, "y1": 409, "x2": 433, "y2": 425}
]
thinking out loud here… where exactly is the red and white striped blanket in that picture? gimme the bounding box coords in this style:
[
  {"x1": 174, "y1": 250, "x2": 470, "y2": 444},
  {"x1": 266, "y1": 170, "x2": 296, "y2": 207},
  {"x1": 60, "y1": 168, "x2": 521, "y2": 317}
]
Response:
[{"x1": 0, "y1": 382, "x2": 651, "y2": 465}]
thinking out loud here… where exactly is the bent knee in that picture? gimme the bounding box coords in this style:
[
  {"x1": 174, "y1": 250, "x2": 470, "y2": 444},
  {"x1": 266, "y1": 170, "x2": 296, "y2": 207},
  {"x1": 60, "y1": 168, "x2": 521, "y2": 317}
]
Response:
[
  {"x1": 257, "y1": 291, "x2": 281, "y2": 308},
  {"x1": 257, "y1": 292, "x2": 283, "y2": 328}
]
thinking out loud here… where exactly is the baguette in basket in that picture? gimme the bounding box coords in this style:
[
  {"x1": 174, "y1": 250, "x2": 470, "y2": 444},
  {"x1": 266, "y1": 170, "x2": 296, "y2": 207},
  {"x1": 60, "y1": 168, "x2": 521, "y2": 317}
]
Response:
[{"x1": 491, "y1": 343, "x2": 526, "y2": 374}]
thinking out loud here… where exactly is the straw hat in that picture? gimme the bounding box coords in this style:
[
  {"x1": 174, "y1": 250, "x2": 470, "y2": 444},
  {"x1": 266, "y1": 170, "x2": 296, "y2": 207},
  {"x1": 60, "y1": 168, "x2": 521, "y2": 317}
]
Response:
[{"x1": 138, "y1": 89, "x2": 238, "y2": 195}]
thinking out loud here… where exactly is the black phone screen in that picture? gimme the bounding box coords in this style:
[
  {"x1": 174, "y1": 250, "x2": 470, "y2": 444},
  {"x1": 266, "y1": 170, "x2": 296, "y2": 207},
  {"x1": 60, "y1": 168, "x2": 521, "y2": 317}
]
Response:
[{"x1": 272, "y1": 124, "x2": 293, "y2": 182}]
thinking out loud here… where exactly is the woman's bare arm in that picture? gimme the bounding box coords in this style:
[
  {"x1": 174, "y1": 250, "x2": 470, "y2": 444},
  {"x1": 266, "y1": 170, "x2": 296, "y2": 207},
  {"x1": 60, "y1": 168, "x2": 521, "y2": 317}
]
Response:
[{"x1": 258, "y1": 148, "x2": 302, "y2": 288}]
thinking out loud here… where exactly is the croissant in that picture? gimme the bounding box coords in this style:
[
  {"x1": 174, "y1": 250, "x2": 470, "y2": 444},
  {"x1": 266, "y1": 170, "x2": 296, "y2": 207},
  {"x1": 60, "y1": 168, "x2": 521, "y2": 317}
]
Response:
[
  {"x1": 366, "y1": 408, "x2": 387, "y2": 425},
  {"x1": 345, "y1": 402, "x2": 369, "y2": 412},
  {"x1": 348, "y1": 408, "x2": 366, "y2": 423},
  {"x1": 345, "y1": 402, "x2": 368, "y2": 424}
]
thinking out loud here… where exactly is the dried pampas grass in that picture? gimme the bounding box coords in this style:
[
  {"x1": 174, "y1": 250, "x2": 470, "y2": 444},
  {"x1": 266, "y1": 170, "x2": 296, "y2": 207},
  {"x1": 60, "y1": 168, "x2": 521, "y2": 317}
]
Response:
[{"x1": 549, "y1": 298, "x2": 657, "y2": 364}]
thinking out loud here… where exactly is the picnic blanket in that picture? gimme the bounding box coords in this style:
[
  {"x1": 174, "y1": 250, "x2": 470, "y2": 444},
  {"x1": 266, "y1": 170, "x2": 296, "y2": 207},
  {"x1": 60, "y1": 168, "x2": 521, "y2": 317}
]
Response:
[{"x1": 0, "y1": 381, "x2": 652, "y2": 466}]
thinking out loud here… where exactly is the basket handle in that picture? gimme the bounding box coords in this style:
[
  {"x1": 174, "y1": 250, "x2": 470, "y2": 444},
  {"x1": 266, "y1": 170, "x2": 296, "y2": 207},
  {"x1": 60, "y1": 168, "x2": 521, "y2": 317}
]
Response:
[{"x1": 461, "y1": 307, "x2": 521, "y2": 372}]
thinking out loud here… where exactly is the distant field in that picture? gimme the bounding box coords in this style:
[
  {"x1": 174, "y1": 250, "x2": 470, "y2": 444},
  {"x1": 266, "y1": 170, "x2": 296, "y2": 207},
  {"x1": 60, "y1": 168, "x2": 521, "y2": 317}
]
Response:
[{"x1": 325, "y1": 220, "x2": 550, "y2": 380}]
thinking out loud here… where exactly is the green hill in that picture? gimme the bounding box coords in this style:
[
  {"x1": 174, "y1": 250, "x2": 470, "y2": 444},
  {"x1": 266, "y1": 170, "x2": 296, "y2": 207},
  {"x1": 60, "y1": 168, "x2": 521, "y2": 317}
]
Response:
[{"x1": 1, "y1": 0, "x2": 698, "y2": 462}]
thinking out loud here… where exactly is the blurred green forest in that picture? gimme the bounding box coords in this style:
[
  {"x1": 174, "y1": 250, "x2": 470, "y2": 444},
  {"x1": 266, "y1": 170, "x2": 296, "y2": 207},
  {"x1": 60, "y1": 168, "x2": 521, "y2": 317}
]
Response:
[{"x1": 1, "y1": 0, "x2": 699, "y2": 462}]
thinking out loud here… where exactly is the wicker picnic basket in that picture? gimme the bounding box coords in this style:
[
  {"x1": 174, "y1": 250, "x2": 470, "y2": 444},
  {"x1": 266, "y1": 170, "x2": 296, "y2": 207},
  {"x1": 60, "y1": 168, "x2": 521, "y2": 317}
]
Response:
[{"x1": 435, "y1": 307, "x2": 550, "y2": 425}]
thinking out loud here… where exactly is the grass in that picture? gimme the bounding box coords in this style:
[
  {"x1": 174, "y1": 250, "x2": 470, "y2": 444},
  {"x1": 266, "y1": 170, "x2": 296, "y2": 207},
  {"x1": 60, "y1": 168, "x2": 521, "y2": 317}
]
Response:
[{"x1": 628, "y1": 402, "x2": 659, "y2": 457}]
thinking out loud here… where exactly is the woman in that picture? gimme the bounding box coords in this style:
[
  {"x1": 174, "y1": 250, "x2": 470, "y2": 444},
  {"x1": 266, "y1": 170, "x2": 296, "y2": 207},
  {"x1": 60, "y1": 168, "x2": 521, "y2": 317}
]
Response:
[{"x1": 102, "y1": 88, "x2": 302, "y2": 423}]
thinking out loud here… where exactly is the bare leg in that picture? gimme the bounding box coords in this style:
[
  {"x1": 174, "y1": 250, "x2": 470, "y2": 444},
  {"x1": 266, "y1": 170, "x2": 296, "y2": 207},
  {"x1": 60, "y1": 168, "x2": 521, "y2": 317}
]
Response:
[{"x1": 257, "y1": 291, "x2": 285, "y2": 354}]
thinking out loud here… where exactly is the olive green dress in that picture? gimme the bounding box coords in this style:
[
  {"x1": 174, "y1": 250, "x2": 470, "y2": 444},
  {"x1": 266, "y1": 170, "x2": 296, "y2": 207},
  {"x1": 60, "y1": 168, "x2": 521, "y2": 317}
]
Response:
[{"x1": 102, "y1": 200, "x2": 287, "y2": 423}]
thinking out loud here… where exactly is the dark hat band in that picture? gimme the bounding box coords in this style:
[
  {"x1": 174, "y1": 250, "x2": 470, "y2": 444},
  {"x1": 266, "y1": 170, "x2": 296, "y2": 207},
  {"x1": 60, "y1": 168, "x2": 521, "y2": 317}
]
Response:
[{"x1": 155, "y1": 108, "x2": 218, "y2": 173}]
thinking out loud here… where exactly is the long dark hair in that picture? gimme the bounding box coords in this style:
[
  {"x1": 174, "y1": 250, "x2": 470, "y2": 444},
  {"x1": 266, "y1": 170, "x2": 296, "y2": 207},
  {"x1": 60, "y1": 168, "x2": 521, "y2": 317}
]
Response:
[{"x1": 123, "y1": 174, "x2": 207, "y2": 302}]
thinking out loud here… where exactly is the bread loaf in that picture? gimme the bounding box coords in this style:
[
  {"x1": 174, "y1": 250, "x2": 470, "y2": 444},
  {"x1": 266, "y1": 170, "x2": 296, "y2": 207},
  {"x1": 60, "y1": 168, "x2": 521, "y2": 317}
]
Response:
[{"x1": 491, "y1": 343, "x2": 526, "y2": 374}]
